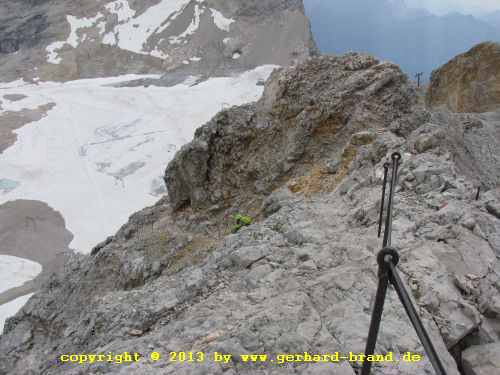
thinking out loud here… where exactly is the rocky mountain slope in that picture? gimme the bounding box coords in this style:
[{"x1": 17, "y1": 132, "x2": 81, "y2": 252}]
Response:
[
  {"x1": 0, "y1": 0, "x2": 317, "y2": 329},
  {"x1": 1, "y1": 50, "x2": 499, "y2": 375},
  {"x1": 0, "y1": 0, "x2": 317, "y2": 82},
  {"x1": 427, "y1": 42, "x2": 500, "y2": 113}
]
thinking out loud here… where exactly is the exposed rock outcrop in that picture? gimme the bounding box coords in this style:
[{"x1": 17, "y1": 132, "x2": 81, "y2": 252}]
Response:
[
  {"x1": 0, "y1": 0, "x2": 317, "y2": 82},
  {"x1": 462, "y1": 342, "x2": 500, "y2": 375},
  {"x1": 165, "y1": 54, "x2": 417, "y2": 211},
  {"x1": 1, "y1": 53, "x2": 500, "y2": 375},
  {"x1": 427, "y1": 42, "x2": 500, "y2": 113}
]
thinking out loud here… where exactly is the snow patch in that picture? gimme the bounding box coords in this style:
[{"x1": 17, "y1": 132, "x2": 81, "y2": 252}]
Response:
[
  {"x1": 67, "y1": 14, "x2": 104, "y2": 47},
  {"x1": 150, "y1": 47, "x2": 169, "y2": 59},
  {"x1": 105, "y1": 0, "x2": 135, "y2": 22},
  {"x1": 210, "y1": 8, "x2": 234, "y2": 32},
  {"x1": 168, "y1": 3, "x2": 204, "y2": 45},
  {"x1": 0, "y1": 294, "x2": 34, "y2": 332},
  {"x1": 104, "y1": 0, "x2": 193, "y2": 55},
  {"x1": 96, "y1": 21, "x2": 107, "y2": 35},
  {"x1": 102, "y1": 31, "x2": 117, "y2": 45},
  {"x1": 46, "y1": 41, "x2": 66, "y2": 64},
  {"x1": 0, "y1": 255, "x2": 42, "y2": 294},
  {"x1": 46, "y1": 13, "x2": 105, "y2": 64}
]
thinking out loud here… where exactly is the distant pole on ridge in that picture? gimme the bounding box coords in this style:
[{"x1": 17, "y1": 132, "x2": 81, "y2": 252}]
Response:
[{"x1": 415, "y1": 72, "x2": 424, "y2": 88}]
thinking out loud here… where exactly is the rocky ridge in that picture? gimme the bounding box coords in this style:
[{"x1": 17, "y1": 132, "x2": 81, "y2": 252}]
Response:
[
  {"x1": 0, "y1": 0, "x2": 317, "y2": 83},
  {"x1": 0, "y1": 52, "x2": 500, "y2": 375}
]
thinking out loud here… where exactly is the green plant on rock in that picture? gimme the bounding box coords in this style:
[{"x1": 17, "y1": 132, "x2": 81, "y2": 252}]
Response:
[{"x1": 230, "y1": 213, "x2": 253, "y2": 233}]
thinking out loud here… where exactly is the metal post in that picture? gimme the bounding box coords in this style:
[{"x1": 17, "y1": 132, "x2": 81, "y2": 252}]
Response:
[
  {"x1": 382, "y1": 153, "x2": 401, "y2": 247},
  {"x1": 378, "y1": 162, "x2": 390, "y2": 238},
  {"x1": 362, "y1": 152, "x2": 448, "y2": 375},
  {"x1": 415, "y1": 72, "x2": 424, "y2": 88},
  {"x1": 388, "y1": 262, "x2": 448, "y2": 375},
  {"x1": 360, "y1": 248, "x2": 398, "y2": 375}
]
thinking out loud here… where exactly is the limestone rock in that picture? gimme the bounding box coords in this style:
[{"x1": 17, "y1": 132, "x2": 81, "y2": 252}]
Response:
[
  {"x1": 165, "y1": 53, "x2": 416, "y2": 210},
  {"x1": 2, "y1": 51, "x2": 500, "y2": 375},
  {"x1": 462, "y1": 343, "x2": 500, "y2": 375},
  {"x1": 427, "y1": 42, "x2": 500, "y2": 113}
]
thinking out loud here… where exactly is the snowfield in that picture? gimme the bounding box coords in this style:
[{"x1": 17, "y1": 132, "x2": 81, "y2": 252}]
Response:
[
  {"x1": 0, "y1": 255, "x2": 41, "y2": 331},
  {"x1": 0, "y1": 255, "x2": 41, "y2": 295},
  {"x1": 0, "y1": 294, "x2": 34, "y2": 332},
  {"x1": 0, "y1": 66, "x2": 278, "y2": 254}
]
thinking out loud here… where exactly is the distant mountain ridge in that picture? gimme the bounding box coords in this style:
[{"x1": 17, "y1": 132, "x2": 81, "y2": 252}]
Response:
[
  {"x1": 304, "y1": 0, "x2": 500, "y2": 80},
  {"x1": 0, "y1": 0, "x2": 317, "y2": 82}
]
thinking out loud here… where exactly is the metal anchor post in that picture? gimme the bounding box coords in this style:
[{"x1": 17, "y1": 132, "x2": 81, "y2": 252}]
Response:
[
  {"x1": 377, "y1": 162, "x2": 390, "y2": 238},
  {"x1": 362, "y1": 152, "x2": 448, "y2": 375},
  {"x1": 382, "y1": 152, "x2": 401, "y2": 247}
]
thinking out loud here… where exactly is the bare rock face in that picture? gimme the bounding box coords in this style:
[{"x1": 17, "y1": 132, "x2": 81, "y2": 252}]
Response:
[
  {"x1": 0, "y1": 0, "x2": 317, "y2": 82},
  {"x1": 462, "y1": 342, "x2": 500, "y2": 375},
  {"x1": 427, "y1": 42, "x2": 500, "y2": 113},
  {"x1": 165, "y1": 53, "x2": 418, "y2": 211}
]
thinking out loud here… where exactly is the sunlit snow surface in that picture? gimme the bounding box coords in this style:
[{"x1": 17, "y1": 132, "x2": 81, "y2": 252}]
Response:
[
  {"x1": 0, "y1": 255, "x2": 42, "y2": 294},
  {"x1": 0, "y1": 66, "x2": 277, "y2": 253},
  {"x1": 210, "y1": 8, "x2": 235, "y2": 31},
  {"x1": 0, "y1": 294, "x2": 34, "y2": 332},
  {"x1": 0, "y1": 256, "x2": 41, "y2": 331}
]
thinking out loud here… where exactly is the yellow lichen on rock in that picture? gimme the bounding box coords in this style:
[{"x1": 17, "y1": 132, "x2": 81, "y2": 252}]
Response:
[{"x1": 287, "y1": 144, "x2": 358, "y2": 195}]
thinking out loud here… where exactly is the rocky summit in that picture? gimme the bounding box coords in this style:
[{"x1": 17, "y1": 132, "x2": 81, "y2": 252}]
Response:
[
  {"x1": 0, "y1": 0, "x2": 317, "y2": 82},
  {"x1": 1, "y1": 48, "x2": 500, "y2": 375},
  {"x1": 427, "y1": 42, "x2": 500, "y2": 113}
]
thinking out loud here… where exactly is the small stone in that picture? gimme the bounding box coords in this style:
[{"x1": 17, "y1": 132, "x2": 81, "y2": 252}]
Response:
[
  {"x1": 295, "y1": 249, "x2": 311, "y2": 262},
  {"x1": 128, "y1": 329, "x2": 143, "y2": 337},
  {"x1": 325, "y1": 159, "x2": 341, "y2": 174},
  {"x1": 350, "y1": 131, "x2": 376, "y2": 146},
  {"x1": 486, "y1": 202, "x2": 500, "y2": 219},
  {"x1": 298, "y1": 260, "x2": 317, "y2": 271}
]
